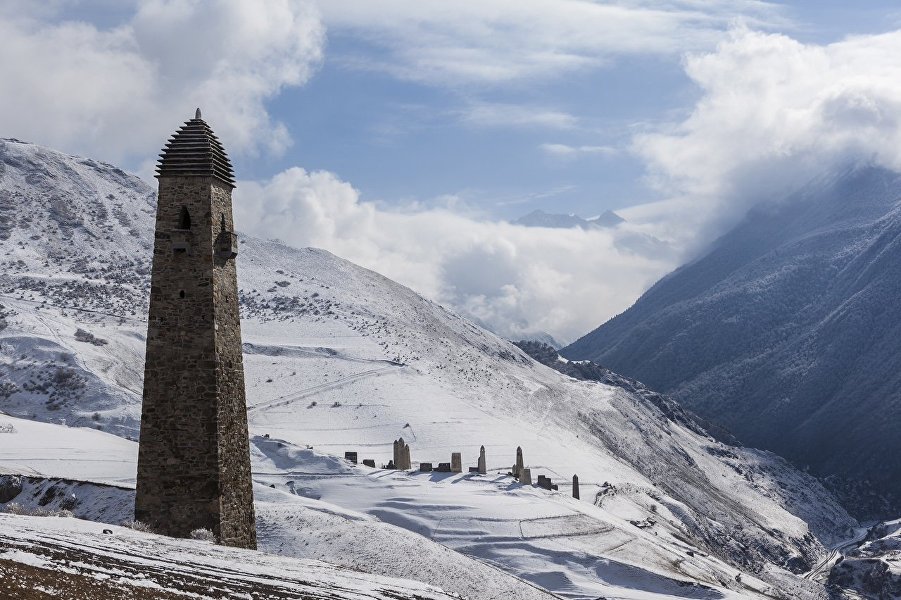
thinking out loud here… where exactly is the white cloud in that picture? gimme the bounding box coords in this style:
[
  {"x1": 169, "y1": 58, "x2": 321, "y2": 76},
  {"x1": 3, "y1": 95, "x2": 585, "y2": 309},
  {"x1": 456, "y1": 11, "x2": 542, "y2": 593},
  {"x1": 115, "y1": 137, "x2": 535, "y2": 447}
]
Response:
[
  {"x1": 0, "y1": 0, "x2": 324, "y2": 166},
  {"x1": 540, "y1": 143, "x2": 618, "y2": 158},
  {"x1": 15, "y1": 3, "x2": 898, "y2": 345},
  {"x1": 631, "y1": 27, "x2": 901, "y2": 249},
  {"x1": 234, "y1": 168, "x2": 674, "y2": 343},
  {"x1": 461, "y1": 104, "x2": 578, "y2": 129},
  {"x1": 315, "y1": 0, "x2": 785, "y2": 85},
  {"x1": 231, "y1": 24, "x2": 901, "y2": 343}
]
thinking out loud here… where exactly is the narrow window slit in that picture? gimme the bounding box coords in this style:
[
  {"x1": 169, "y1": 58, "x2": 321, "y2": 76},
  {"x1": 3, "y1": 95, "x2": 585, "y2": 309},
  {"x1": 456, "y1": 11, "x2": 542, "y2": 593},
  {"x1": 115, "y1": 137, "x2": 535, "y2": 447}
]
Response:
[{"x1": 178, "y1": 206, "x2": 191, "y2": 230}]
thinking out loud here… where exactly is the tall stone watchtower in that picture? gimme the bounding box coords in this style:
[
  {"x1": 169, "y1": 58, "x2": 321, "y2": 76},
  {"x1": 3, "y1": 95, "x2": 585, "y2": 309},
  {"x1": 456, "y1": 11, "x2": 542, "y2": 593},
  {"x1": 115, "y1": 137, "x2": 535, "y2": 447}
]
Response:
[{"x1": 135, "y1": 109, "x2": 256, "y2": 549}]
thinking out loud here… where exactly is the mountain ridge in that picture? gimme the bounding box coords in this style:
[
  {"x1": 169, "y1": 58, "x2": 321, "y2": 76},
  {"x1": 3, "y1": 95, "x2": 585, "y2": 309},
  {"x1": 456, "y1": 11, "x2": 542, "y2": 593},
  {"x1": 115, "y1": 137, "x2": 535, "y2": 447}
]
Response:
[
  {"x1": 514, "y1": 208, "x2": 625, "y2": 229},
  {"x1": 562, "y1": 165, "x2": 901, "y2": 517}
]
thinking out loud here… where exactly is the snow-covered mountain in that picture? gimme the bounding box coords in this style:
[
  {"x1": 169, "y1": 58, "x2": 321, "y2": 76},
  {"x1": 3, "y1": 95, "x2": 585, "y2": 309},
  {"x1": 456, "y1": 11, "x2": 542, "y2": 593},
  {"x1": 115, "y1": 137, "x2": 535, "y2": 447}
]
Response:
[
  {"x1": 0, "y1": 138, "x2": 865, "y2": 598},
  {"x1": 514, "y1": 209, "x2": 625, "y2": 229},
  {"x1": 562, "y1": 166, "x2": 901, "y2": 517}
]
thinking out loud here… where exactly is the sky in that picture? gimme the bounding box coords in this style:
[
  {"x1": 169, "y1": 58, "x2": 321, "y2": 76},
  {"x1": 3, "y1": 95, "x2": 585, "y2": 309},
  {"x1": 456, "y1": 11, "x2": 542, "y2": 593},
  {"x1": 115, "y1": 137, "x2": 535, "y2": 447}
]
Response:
[{"x1": 3, "y1": 1, "x2": 901, "y2": 344}]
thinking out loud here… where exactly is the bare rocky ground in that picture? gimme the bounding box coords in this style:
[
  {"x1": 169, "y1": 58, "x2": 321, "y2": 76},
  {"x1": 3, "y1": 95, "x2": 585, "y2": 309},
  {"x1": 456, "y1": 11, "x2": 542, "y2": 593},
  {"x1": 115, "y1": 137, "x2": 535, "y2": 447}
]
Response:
[{"x1": 1, "y1": 559, "x2": 194, "y2": 600}]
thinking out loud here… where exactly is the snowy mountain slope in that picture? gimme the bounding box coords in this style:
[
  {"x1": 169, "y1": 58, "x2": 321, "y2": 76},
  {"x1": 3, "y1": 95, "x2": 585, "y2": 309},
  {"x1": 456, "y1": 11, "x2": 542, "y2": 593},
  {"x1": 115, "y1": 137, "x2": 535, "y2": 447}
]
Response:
[
  {"x1": 514, "y1": 340, "x2": 856, "y2": 556},
  {"x1": 0, "y1": 137, "x2": 150, "y2": 437},
  {"x1": 0, "y1": 138, "x2": 859, "y2": 597},
  {"x1": 250, "y1": 437, "x2": 784, "y2": 600},
  {"x1": 561, "y1": 166, "x2": 901, "y2": 513},
  {"x1": 0, "y1": 416, "x2": 554, "y2": 600},
  {"x1": 0, "y1": 415, "x2": 785, "y2": 600},
  {"x1": 0, "y1": 513, "x2": 463, "y2": 600},
  {"x1": 232, "y1": 239, "x2": 856, "y2": 582},
  {"x1": 0, "y1": 414, "x2": 135, "y2": 486}
]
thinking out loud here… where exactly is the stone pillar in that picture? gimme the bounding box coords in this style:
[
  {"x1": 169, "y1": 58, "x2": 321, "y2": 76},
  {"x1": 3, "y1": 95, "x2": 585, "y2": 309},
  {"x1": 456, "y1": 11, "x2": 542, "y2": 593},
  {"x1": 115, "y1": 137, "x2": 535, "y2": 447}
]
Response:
[
  {"x1": 514, "y1": 446, "x2": 524, "y2": 479},
  {"x1": 451, "y1": 452, "x2": 462, "y2": 473},
  {"x1": 519, "y1": 468, "x2": 532, "y2": 485},
  {"x1": 395, "y1": 438, "x2": 410, "y2": 469},
  {"x1": 572, "y1": 474, "x2": 580, "y2": 499},
  {"x1": 478, "y1": 446, "x2": 487, "y2": 474}
]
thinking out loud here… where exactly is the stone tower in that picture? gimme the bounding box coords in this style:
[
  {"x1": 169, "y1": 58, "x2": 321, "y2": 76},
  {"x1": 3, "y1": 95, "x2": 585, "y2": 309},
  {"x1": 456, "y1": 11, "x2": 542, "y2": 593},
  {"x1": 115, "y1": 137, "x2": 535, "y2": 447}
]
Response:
[{"x1": 135, "y1": 109, "x2": 256, "y2": 549}]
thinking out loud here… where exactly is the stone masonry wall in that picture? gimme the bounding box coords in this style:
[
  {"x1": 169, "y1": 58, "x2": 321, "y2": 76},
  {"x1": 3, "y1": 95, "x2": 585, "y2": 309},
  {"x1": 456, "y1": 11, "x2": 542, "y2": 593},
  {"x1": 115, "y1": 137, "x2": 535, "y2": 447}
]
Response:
[
  {"x1": 211, "y1": 181, "x2": 256, "y2": 548},
  {"x1": 135, "y1": 176, "x2": 256, "y2": 549}
]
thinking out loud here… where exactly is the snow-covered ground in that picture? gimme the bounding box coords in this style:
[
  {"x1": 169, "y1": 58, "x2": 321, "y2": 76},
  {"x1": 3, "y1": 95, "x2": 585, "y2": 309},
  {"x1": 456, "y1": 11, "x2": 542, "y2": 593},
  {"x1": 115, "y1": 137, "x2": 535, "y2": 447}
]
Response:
[
  {"x1": 252, "y1": 437, "x2": 771, "y2": 600},
  {"x1": 0, "y1": 412, "x2": 817, "y2": 600},
  {"x1": 0, "y1": 138, "x2": 862, "y2": 599},
  {"x1": 0, "y1": 414, "x2": 554, "y2": 600},
  {"x1": 0, "y1": 513, "x2": 461, "y2": 600},
  {"x1": 0, "y1": 412, "x2": 135, "y2": 485}
]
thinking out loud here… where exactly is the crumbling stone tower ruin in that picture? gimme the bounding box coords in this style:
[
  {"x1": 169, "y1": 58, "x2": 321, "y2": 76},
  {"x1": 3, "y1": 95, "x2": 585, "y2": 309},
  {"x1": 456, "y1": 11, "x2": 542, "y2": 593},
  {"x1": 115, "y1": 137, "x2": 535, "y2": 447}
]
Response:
[{"x1": 135, "y1": 109, "x2": 256, "y2": 549}]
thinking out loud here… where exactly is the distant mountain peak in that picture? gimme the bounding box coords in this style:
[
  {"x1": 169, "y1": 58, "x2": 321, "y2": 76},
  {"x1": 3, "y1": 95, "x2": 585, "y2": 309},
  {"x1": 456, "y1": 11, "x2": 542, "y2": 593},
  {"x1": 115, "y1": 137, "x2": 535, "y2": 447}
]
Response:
[{"x1": 513, "y1": 209, "x2": 624, "y2": 229}]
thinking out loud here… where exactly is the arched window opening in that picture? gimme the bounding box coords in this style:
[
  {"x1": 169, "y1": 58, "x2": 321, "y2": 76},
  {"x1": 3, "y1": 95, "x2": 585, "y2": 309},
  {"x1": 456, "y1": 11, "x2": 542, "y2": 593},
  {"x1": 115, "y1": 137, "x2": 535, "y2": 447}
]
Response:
[{"x1": 178, "y1": 206, "x2": 191, "y2": 230}]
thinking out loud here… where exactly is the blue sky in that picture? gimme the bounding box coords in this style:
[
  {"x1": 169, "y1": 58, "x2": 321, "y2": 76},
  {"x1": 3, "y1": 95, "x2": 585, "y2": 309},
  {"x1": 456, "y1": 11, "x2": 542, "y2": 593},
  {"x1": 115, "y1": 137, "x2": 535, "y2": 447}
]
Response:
[
  {"x1": 5, "y1": 1, "x2": 901, "y2": 342},
  {"x1": 256, "y1": 45, "x2": 677, "y2": 220},
  {"x1": 36, "y1": 0, "x2": 901, "y2": 223},
  {"x1": 233, "y1": 1, "x2": 901, "y2": 221}
]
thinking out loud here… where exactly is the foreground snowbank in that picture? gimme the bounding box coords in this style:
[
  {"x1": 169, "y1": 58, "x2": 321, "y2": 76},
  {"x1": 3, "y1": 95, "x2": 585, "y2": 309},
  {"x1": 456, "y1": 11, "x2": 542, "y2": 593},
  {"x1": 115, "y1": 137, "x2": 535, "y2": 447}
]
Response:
[{"x1": 0, "y1": 513, "x2": 459, "y2": 600}]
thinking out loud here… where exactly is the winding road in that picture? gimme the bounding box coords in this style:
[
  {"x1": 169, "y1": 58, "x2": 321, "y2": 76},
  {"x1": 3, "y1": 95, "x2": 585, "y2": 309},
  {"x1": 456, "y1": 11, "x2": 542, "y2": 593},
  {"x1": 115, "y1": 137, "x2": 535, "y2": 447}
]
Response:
[{"x1": 803, "y1": 526, "x2": 869, "y2": 581}]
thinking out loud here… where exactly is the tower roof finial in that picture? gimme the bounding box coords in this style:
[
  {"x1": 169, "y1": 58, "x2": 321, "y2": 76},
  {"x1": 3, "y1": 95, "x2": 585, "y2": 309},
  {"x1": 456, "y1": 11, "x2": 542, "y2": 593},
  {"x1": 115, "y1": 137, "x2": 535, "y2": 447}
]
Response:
[
  {"x1": 195, "y1": 107, "x2": 202, "y2": 120},
  {"x1": 156, "y1": 110, "x2": 235, "y2": 187}
]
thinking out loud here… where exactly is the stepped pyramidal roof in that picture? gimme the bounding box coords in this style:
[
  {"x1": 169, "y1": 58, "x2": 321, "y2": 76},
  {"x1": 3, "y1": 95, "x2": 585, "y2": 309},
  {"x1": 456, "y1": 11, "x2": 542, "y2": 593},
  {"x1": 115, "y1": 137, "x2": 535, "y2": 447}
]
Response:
[{"x1": 155, "y1": 108, "x2": 235, "y2": 187}]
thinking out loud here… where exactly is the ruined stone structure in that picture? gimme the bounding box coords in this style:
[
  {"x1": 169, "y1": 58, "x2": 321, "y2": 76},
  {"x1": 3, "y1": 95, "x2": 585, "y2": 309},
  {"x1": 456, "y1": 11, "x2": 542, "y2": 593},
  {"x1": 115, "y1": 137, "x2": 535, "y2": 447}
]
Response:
[
  {"x1": 519, "y1": 468, "x2": 532, "y2": 485},
  {"x1": 135, "y1": 110, "x2": 256, "y2": 549},
  {"x1": 393, "y1": 438, "x2": 411, "y2": 470},
  {"x1": 513, "y1": 446, "x2": 524, "y2": 479},
  {"x1": 572, "y1": 474, "x2": 580, "y2": 500},
  {"x1": 451, "y1": 452, "x2": 462, "y2": 473},
  {"x1": 537, "y1": 475, "x2": 558, "y2": 491},
  {"x1": 478, "y1": 446, "x2": 486, "y2": 474}
]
